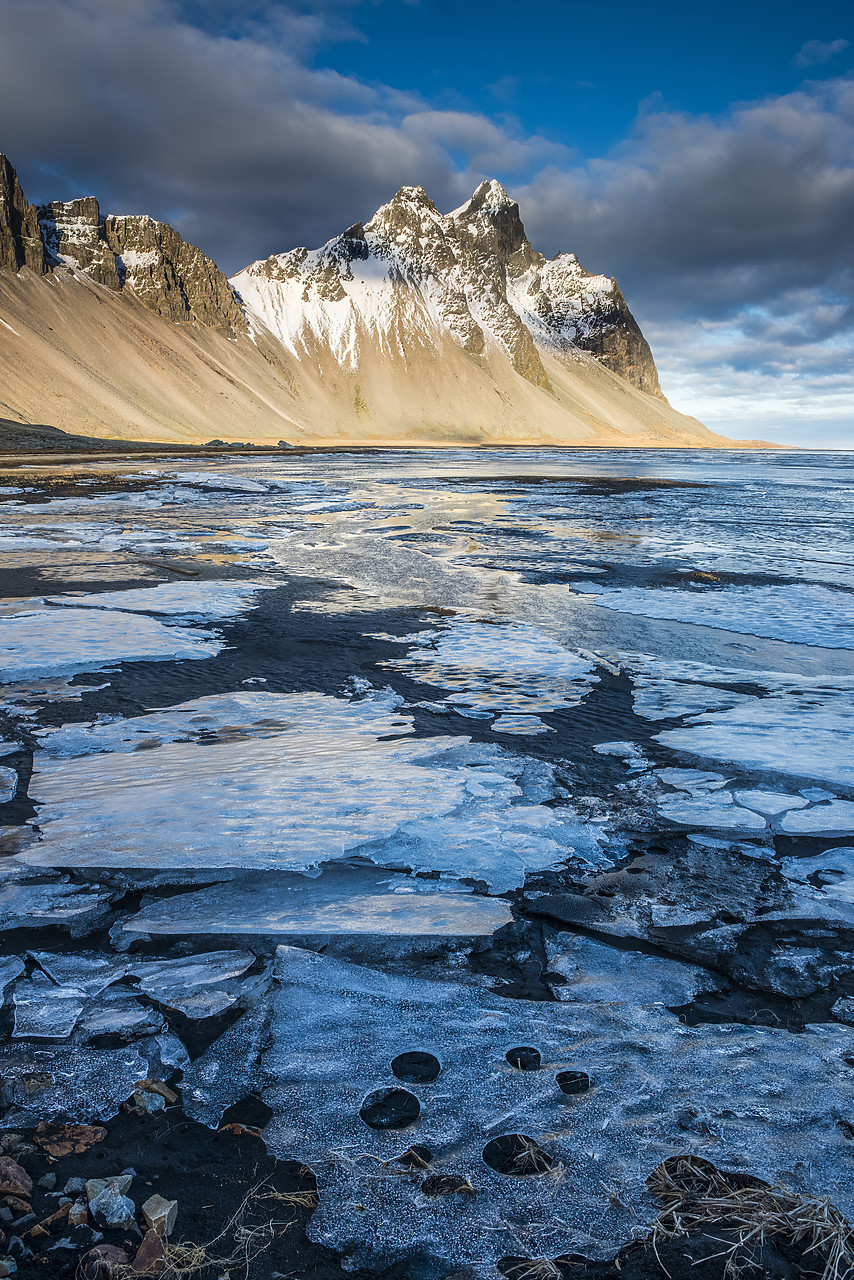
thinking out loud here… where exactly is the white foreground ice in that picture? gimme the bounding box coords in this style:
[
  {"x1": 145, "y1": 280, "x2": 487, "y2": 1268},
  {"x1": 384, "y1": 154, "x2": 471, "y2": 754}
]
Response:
[
  {"x1": 23, "y1": 692, "x2": 605, "y2": 890},
  {"x1": 183, "y1": 946, "x2": 854, "y2": 1276},
  {"x1": 594, "y1": 583, "x2": 854, "y2": 649}
]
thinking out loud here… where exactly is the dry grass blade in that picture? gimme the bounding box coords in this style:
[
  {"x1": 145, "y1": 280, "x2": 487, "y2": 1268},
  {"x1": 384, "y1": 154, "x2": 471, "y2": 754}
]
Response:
[{"x1": 645, "y1": 1155, "x2": 854, "y2": 1280}]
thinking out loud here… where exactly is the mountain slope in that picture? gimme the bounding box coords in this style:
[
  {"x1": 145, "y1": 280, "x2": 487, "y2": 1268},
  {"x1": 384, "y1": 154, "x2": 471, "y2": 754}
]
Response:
[{"x1": 0, "y1": 155, "x2": 763, "y2": 447}]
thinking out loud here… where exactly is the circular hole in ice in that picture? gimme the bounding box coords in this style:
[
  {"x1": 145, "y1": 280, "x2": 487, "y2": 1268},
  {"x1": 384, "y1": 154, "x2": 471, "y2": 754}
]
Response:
[
  {"x1": 482, "y1": 1134, "x2": 553, "y2": 1176},
  {"x1": 505, "y1": 1046, "x2": 541, "y2": 1071},
  {"x1": 391, "y1": 1051, "x2": 441, "y2": 1083},
  {"x1": 359, "y1": 1087, "x2": 420, "y2": 1130},
  {"x1": 556, "y1": 1070, "x2": 590, "y2": 1095}
]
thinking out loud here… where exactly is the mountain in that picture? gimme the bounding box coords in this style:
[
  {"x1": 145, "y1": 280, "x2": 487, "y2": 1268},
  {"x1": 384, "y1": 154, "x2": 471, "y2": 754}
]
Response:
[{"x1": 0, "y1": 155, "x2": 763, "y2": 447}]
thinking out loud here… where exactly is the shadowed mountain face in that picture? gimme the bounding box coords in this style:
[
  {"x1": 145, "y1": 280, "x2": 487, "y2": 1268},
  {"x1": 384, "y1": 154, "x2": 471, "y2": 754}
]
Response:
[{"x1": 0, "y1": 154, "x2": 756, "y2": 447}]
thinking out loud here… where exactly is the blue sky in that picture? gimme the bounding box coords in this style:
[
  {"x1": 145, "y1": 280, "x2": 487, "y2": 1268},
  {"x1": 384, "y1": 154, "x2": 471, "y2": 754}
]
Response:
[{"x1": 1, "y1": 0, "x2": 853, "y2": 445}]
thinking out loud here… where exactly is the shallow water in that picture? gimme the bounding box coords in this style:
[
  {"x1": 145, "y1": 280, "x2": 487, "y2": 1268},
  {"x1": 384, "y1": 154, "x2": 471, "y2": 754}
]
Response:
[{"x1": 2, "y1": 447, "x2": 854, "y2": 1273}]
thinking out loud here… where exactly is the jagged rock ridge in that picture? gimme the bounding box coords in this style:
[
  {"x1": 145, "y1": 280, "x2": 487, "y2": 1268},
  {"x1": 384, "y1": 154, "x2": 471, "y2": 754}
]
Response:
[
  {"x1": 0, "y1": 155, "x2": 46, "y2": 275},
  {"x1": 235, "y1": 179, "x2": 662, "y2": 398},
  {"x1": 32, "y1": 186, "x2": 245, "y2": 333}
]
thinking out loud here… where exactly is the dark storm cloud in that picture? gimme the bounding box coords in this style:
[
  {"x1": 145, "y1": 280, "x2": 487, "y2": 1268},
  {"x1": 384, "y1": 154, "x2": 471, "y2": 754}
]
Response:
[{"x1": 0, "y1": 0, "x2": 852, "y2": 436}]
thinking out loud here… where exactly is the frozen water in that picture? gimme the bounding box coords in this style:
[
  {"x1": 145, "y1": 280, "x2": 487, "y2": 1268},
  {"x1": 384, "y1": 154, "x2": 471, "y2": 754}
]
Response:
[
  {"x1": 545, "y1": 935, "x2": 718, "y2": 1006},
  {"x1": 130, "y1": 950, "x2": 258, "y2": 1018},
  {"x1": 489, "y1": 714, "x2": 552, "y2": 734},
  {"x1": 122, "y1": 873, "x2": 513, "y2": 942},
  {"x1": 656, "y1": 768, "x2": 730, "y2": 792},
  {"x1": 594, "y1": 584, "x2": 854, "y2": 649},
  {"x1": 385, "y1": 617, "x2": 596, "y2": 718},
  {"x1": 0, "y1": 879, "x2": 113, "y2": 934},
  {"x1": 781, "y1": 848, "x2": 854, "y2": 907},
  {"x1": 45, "y1": 580, "x2": 275, "y2": 621},
  {"x1": 13, "y1": 973, "x2": 86, "y2": 1039},
  {"x1": 630, "y1": 660, "x2": 854, "y2": 789},
  {"x1": 23, "y1": 693, "x2": 603, "y2": 891},
  {"x1": 780, "y1": 800, "x2": 854, "y2": 835},
  {"x1": 0, "y1": 765, "x2": 16, "y2": 802},
  {"x1": 0, "y1": 1042, "x2": 151, "y2": 1124},
  {"x1": 0, "y1": 956, "x2": 25, "y2": 994},
  {"x1": 732, "y1": 790, "x2": 809, "y2": 815},
  {"x1": 185, "y1": 946, "x2": 854, "y2": 1275},
  {"x1": 0, "y1": 606, "x2": 223, "y2": 681},
  {"x1": 656, "y1": 792, "x2": 767, "y2": 831}
]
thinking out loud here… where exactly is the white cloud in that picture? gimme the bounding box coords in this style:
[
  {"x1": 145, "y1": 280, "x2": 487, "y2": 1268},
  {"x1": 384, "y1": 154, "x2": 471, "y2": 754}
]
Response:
[{"x1": 795, "y1": 38, "x2": 849, "y2": 69}]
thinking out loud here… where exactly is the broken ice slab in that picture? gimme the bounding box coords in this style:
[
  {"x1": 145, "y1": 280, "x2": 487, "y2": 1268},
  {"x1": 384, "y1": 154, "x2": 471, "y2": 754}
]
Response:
[
  {"x1": 780, "y1": 848, "x2": 854, "y2": 919},
  {"x1": 544, "y1": 934, "x2": 719, "y2": 1006},
  {"x1": 75, "y1": 988, "x2": 166, "y2": 1043},
  {"x1": 13, "y1": 975, "x2": 86, "y2": 1040},
  {"x1": 780, "y1": 800, "x2": 854, "y2": 835},
  {"x1": 30, "y1": 953, "x2": 131, "y2": 997},
  {"x1": 22, "y1": 693, "x2": 604, "y2": 892},
  {"x1": 656, "y1": 768, "x2": 730, "y2": 792},
  {"x1": 0, "y1": 879, "x2": 113, "y2": 935},
  {"x1": 0, "y1": 766, "x2": 16, "y2": 803},
  {"x1": 0, "y1": 1042, "x2": 150, "y2": 1125},
  {"x1": 185, "y1": 945, "x2": 854, "y2": 1276},
  {"x1": 732, "y1": 790, "x2": 809, "y2": 815},
  {"x1": 120, "y1": 870, "x2": 513, "y2": 951},
  {"x1": 0, "y1": 956, "x2": 25, "y2": 996},
  {"x1": 385, "y1": 617, "x2": 597, "y2": 716},
  {"x1": 657, "y1": 792, "x2": 767, "y2": 831},
  {"x1": 594, "y1": 583, "x2": 854, "y2": 649},
  {"x1": 130, "y1": 950, "x2": 258, "y2": 1018},
  {"x1": 0, "y1": 606, "x2": 227, "y2": 682},
  {"x1": 45, "y1": 580, "x2": 275, "y2": 621}
]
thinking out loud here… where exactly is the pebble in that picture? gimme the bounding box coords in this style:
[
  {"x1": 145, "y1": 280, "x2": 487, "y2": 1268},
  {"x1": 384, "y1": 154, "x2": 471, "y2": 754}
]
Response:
[
  {"x1": 36, "y1": 1173, "x2": 56, "y2": 1190},
  {"x1": 0, "y1": 1259, "x2": 16, "y2": 1276}
]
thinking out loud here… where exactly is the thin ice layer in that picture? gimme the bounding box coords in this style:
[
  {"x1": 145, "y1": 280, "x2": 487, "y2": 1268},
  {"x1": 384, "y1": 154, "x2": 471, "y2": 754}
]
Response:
[
  {"x1": 386, "y1": 617, "x2": 596, "y2": 718},
  {"x1": 185, "y1": 947, "x2": 854, "y2": 1276},
  {"x1": 0, "y1": 607, "x2": 223, "y2": 681},
  {"x1": 45, "y1": 580, "x2": 275, "y2": 621},
  {"x1": 594, "y1": 583, "x2": 854, "y2": 649},
  {"x1": 23, "y1": 693, "x2": 603, "y2": 890},
  {"x1": 629, "y1": 659, "x2": 854, "y2": 790}
]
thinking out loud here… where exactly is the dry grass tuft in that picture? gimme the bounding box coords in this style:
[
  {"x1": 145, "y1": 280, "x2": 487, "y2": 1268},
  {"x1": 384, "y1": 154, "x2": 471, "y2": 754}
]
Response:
[
  {"x1": 502, "y1": 1258, "x2": 565, "y2": 1280},
  {"x1": 646, "y1": 1155, "x2": 854, "y2": 1280}
]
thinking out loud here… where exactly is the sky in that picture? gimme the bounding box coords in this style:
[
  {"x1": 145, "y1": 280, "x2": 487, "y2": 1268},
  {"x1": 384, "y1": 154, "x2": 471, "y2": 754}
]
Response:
[{"x1": 0, "y1": 0, "x2": 852, "y2": 446}]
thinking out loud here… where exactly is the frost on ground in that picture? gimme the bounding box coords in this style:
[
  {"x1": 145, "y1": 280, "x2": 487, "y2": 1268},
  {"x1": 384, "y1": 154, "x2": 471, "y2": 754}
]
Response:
[{"x1": 183, "y1": 946, "x2": 854, "y2": 1277}]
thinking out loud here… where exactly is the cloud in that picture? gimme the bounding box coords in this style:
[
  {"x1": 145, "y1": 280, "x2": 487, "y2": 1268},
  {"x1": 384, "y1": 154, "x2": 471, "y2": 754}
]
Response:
[
  {"x1": 0, "y1": 0, "x2": 852, "y2": 440},
  {"x1": 794, "y1": 38, "x2": 849, "y2": 68}
]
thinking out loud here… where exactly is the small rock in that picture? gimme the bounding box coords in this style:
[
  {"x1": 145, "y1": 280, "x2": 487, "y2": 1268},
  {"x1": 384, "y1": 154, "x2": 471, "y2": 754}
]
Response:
[
  {"x1": 0, "y1": 1139, "x2": 21, "y2": 1156},
  {"x1": 0, "y1": 1162, "x2": 31, "y2": 1199},
  {"x1": 35, "y1": 1123, "x2": 107, "y2": 1159},
  {"x1": 85, "y1": 1175, "x2": 133, "y2": 1203},
  {"x1": 63, "y1": 1178, "x2": 85, "y2": 1195},
  {"x1": 134, "y1": 1079, "x2": 178, "y2": 1106},
  {"x1": 132, "y1": 1229, "x2": 166, "y2": 1275},
  {"x1": 37, "y1": 1173, "x2": 56, "y2": 1190},
  {"x1": 832, "y1": 996, "x2": 854, "y2": 1026},
  {"x1": 141, "y1": 1194, "x2": 177, "y2": 1239},
  {"x1": 5, "y1": 1239, "x2": 30, "y2": 1262},
  {"x1": 86, "y1": 1179, "x2": 136, "y2": 1230},
  {"x1": 0, "y1": 1212, "x2": 10, "y2": 1225},
  {"x1": 0, "y1": 1258, "x2": 16, "y2": 1277},
  {"x1": 68, "y1": 1199, "x2": 89, "y2": 1226},
  {"x1": 82, "y1": 1243, "x2": 130, "y2": 1279},
  {"x1": 131, "y1": 1090, "x2": 166, "y2": 1115},
  {"x1": 9, "y1": 1217, "x2": 34, "y2": 1233}
]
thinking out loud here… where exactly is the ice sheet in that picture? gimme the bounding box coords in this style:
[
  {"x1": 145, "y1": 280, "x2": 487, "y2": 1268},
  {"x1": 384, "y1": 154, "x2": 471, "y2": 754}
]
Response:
[
  {"x1": 45, "y1": 580, "x2": 275, "y2": 621},
  {"x1": 184, "y1": 946, "x2": 854, "y2": 1275},
  {"x1": 595, "y1": 584, "x2": 854, "y2": 649},
  {"x1": 23, "y1": 693, "x2": 604, "y2": 891},
  {"x1": 545, "y1": 935, "x2": 718, "y2": 1006},
  {"x1": 0, "y1": 607, "x2": 223, "y2": 681},
  {"x1": 386, "y1": 617, "x2": 596, "y2": 718}
]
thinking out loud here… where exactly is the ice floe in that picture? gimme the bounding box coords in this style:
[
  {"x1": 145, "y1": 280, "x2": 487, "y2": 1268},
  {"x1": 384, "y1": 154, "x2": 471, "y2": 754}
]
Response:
[
  {"x1": 385, "y1": 618, "x2": 596, "y2": 723},
  {"x1": 184, "y1": 946, "x2": 854, "y2": 1275},
  {"x1": 594, "y1": 583, "x2": 854, "y2": 649},
  {"x1": 0, "y1": 606, "x2": 223, "y2": 680},
  {"x1": 780, "y1": 800, "x2": 854, "y2": 834},
  {"x1": 23, "y1": 692, "x2": 605, "y2": 890},
  {"x1": 44, "y1": 580, "x2": 275, "y2": 620}
]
